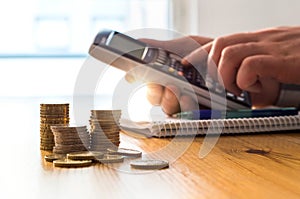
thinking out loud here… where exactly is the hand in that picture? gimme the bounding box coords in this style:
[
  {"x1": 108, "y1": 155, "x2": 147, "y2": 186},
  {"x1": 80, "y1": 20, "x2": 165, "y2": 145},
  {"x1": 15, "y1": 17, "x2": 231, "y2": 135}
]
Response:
[
  {"x1": 142, "y1": 36, "x2": 213, "y2": 115},
  {"x1": 184, "y1": 26, "x2": 300, "y2": 107}
]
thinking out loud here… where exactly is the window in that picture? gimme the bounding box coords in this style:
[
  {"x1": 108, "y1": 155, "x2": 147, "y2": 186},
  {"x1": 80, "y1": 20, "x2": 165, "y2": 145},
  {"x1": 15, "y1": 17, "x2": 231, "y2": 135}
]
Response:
[{"x1": 0, "y1": 0, "x2": 170, "y2": 57}]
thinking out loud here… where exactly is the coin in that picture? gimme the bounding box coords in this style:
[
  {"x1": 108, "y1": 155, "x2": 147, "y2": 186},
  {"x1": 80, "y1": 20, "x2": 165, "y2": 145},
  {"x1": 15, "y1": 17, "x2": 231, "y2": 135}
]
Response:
[
  {"x1": 95, "y1": 154, "x2": 124, "y2": 163},
  {"x1": 53, "y1": 159, "x2": 93, "y2": 168},
  {"x1": 44, "y1": 154, "x2": 66, "y2": 162},
  {"x1": 53, "y1": 148, "x2": 88, "y2": 154},
  {"x1": 130, "y1": 159, "x2": 169, "y2": 170},
  {"x1": 107, "y1": 148, "x2": 142, "y2": 157},
  {"x1": 92, "y1": 130, "x2": 120, "y2": 134},
  {"x1": 40, "y1": 146, "x2": 54, "y2": 151},
  {"x1": 91, "y1": 109, "x2": 121, "y2": 114},
  {"x1": 91, "y1": 145, "x2": 118, "y2": 152},
  {"x1": 40, "y1": 119, "x2": 69, "y2": 124},
  {"x1": 90, "y1": 128, "x2": 120, "y2": 132},
  {"x1": 67, "y1": 151, "x2": 104, "y2": 160},
  {"x1": 40, "y1": 103, "x2": 70, "y2": 151},
  {"x1": 40, "y1": 118, "x2": 69, "y2": 122},
  {"x1": 88, "y1": 109, "x2": 122, "y2": 153},
  {"x1": 54, "y1": 140, "x2": 90, "y2": 145},
  {"x1": 53, "y1": 144, "x2": 88, "y2": 150},
  {"x1": 51, "y1": 125, "x2": 87, "y2": 130}
]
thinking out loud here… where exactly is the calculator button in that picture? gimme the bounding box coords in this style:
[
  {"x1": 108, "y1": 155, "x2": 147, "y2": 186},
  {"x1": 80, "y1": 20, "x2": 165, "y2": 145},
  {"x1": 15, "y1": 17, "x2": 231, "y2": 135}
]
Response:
[
  {"x1": 168, "y1": 67, "x2": 175, "y2": 73},
  {"x1": 195, "y1": 75, "x2": 205, "y2": 87},
  {"x1": 178, "y1": 71, "x2": 184, "y2": 76},
  {"x1": 155, "y1": 49, "x2": 168, "y2": 65},
  {"x1": 215, "y1": 83, "x2": 225, "y2": 94},
  {"x1": 205, "y1": 76, "x2": 215, "y2": 89},
  {"x1": 226, "y1": 92, "x2": 235, "y2": 98},
  {"x1": 237, "y1": 96, "x2": 245, "y2": 102}
]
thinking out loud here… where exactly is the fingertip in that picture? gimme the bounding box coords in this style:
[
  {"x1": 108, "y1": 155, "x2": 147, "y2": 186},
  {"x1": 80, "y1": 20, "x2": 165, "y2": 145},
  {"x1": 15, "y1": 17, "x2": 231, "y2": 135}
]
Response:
[
  {"x1": 146, "y1": 83, "x2": 164, "y2": 106},
  {"x1": 161, "y1": 85, "x2": 181, "y2": 115},
  {"x1": 181, "y1": 57, "x2": 190, "y2": 65},
  {"x1": 244, "y1": 84, "x2": 262, "y2": 93}
]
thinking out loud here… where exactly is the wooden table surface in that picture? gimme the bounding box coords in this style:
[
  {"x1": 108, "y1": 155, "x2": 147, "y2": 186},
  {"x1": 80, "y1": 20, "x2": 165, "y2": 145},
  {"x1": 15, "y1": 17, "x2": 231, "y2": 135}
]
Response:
[{"x1": 0, "y1": 98, "x2": 299, "y2": 199}]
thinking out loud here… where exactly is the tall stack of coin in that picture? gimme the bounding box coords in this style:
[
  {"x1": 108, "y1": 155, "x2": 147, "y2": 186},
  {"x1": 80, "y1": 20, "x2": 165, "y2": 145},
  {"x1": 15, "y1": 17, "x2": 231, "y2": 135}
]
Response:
[
  {"x1": 89, "y1": 110, "x2": 121, "y2": 152},
  {"x1": 51, "y1": 125, "x2": 90, "y2": 154},
  {"x1": 40, "y1": 104, "x2": 69, "y2": 151}
]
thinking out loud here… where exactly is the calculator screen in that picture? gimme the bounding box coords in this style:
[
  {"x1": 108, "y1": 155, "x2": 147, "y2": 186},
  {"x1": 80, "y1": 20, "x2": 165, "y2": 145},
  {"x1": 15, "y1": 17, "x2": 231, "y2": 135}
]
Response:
[{"x1": 109, "y1": 33, "x2": 146, "y2": 59}]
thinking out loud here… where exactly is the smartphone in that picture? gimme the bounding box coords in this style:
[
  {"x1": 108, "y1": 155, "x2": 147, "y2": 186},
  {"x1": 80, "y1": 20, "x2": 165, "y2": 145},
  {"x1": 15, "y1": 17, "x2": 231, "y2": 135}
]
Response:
[{"x1": 89, "y1": 30, "x2": 251, "y2": 110}]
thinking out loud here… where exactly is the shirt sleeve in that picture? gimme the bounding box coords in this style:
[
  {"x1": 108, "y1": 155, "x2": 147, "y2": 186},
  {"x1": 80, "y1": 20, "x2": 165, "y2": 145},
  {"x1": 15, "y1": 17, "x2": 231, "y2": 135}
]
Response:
[{"x1": 276, "y1": 84, "x2": 300, "y2": 108}]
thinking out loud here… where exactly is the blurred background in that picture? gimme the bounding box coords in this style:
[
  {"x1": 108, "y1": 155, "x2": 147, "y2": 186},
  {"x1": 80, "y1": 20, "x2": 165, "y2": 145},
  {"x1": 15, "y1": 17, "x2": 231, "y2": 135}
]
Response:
[{"x1": 0, "y1": 0, "x2": 299, "y2": 104}]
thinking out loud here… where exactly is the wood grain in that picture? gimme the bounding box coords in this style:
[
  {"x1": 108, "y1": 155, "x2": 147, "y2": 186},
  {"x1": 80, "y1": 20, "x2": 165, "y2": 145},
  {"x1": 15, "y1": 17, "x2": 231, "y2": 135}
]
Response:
[
  {"x1": 0, "y1": 98, "x2": 299, "y2": 199},
  {"x1": 34, "y1": 132, "x2": 300, "y2": 199}
]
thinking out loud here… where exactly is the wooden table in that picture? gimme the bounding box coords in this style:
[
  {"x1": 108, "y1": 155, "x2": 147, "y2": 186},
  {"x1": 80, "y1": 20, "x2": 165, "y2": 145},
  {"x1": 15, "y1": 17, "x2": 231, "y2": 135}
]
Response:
[{"x1": 0, "y1": 98, "x2": 299, "y2": 199}]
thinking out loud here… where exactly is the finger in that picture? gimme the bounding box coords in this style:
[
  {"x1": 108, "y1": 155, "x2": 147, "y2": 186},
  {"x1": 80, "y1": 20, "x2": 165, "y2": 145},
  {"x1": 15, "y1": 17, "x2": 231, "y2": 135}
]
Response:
[
  {"x1": 207, "y1": 33, "x2": 259, "y2": 80},
  {"x1": 236, "y1": 55, "x2": 300, "y2": 91},
  {"x1": 217, "y1": 42, "x2": 267, "y2": 95},
  {"x1": 139, "y1": 38, "x2": 169, "y2": 49},
  {"x1": 179, "y1": 95, "x2": 199, "y2": 112},
  {"x1": 247, "y1": 78, "x2": 280, "y2": 107},
  {"x1": 139, "y1": 38, "x2": 188, "y2": 56},
  {"x1": 146, "y1": 83, "x2": 164, "y2": 105},
  {"x1": 181, "y1": 47, "x2": 209, "y2": 74},
  {"x1": 141, "y1": 36, "x2": 208, "y2": 57},
  {"x1": 201, "y1": 42, "x2": 213, "y2": 55},
  {"x1": 189, "y1": 35, "x2": 213, "y2": 45},
  {"x1": 209, "y1": 33, "x2": 258, "y2": 67},
  {"x1": 182, "y1": 42, "x2": 211, "y2": 66},
  {"x1": 161, "y1": 85, "x2": 181, "y2": 115}
]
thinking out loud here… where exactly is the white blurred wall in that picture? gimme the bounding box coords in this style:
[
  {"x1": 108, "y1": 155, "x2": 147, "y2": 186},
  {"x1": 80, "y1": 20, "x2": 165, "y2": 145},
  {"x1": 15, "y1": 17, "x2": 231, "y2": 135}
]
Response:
[{"x1": 172, "y1": 0, "x2": 300, "y2": 37}]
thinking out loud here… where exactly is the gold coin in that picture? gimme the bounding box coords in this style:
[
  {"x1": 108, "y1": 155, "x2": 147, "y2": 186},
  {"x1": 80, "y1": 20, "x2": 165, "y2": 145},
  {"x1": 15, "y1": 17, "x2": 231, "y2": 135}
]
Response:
[
  {"x1": 53, "y1": 159, "x2": 92, "y2": 168},
  {"x1": 53, "y1": 148, "x2": 88, "y2": 154},
  {"x1": 40, "y1": 118, "x2": 69, "y2": 121},
  {"x1": 40, "y1": 146, "x2": 54, "y2": 151},
  {"x1": 44, "y1": 154, "x2": 66, "y2": 162},
  {"x1": 40, "y1": 103, "x2": 69, "y2": 107},
  {"x1": 67, "y1": 151, "x2": 104, "y2": 160}
]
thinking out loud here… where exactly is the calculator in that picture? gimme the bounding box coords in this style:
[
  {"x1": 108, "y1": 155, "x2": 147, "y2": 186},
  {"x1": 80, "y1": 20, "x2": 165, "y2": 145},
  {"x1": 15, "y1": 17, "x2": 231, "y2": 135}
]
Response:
[{"x1": 89, "y1": 30, "x2": 252, "y2": 110}]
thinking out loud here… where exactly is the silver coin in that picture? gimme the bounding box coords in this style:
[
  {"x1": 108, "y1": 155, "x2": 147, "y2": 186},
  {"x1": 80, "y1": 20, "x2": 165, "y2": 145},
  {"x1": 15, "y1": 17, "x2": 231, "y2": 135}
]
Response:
[
  {"x1": 107, "y1": 148, "x2": 142, "y2": 157},
  {"x1": 130, "y1": 159, "x2": 169, "y2": 170},
  {"x1": 95, "y1": 154, "x2": 124, "y2": 164},
  {"x1": 67, "y1": 151, "x2": 104, "y2": 160}
]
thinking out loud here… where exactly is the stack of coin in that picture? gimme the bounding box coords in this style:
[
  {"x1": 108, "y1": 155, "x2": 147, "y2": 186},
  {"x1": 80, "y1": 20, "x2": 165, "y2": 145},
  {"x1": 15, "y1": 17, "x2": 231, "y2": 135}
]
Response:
[
  {"x1": 40, "y1": 104, "x2": 69, "y2": 151},
  {"x1": 51, "y1": 125, "x2": 90, "y2": 154},
  {"x1": 89, "y1": 110, "x2": 122, "y2": 152}
]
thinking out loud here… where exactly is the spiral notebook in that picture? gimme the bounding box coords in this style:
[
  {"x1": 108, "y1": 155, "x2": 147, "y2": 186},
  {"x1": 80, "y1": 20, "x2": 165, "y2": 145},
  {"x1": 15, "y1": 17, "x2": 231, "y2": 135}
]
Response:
[{"x1": 120, "y1": 114, "x2": 300, "y2": 137}]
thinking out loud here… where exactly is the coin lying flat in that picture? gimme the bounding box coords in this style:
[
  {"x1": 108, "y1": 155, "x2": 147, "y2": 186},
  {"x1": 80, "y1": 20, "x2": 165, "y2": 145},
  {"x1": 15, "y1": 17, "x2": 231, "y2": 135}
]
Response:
[
  {"x1": 67, "y1": 151, "x2": 104, "y2": 160},
  {"x1": 44, "y1": 154, "x2": 66, "y2": 162},
  {"x1": 130, "y1": 159, "x2": 169, "y2": 170},
  {"x1": 107, "y1": 148, "x2": 142, "y2": 157},
  {"x1": 95, "y1": 154, "x2": 124, "y2": 163},
  {"x1": 53, "y1": 159, "x2": 93, "y2": 168}
]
